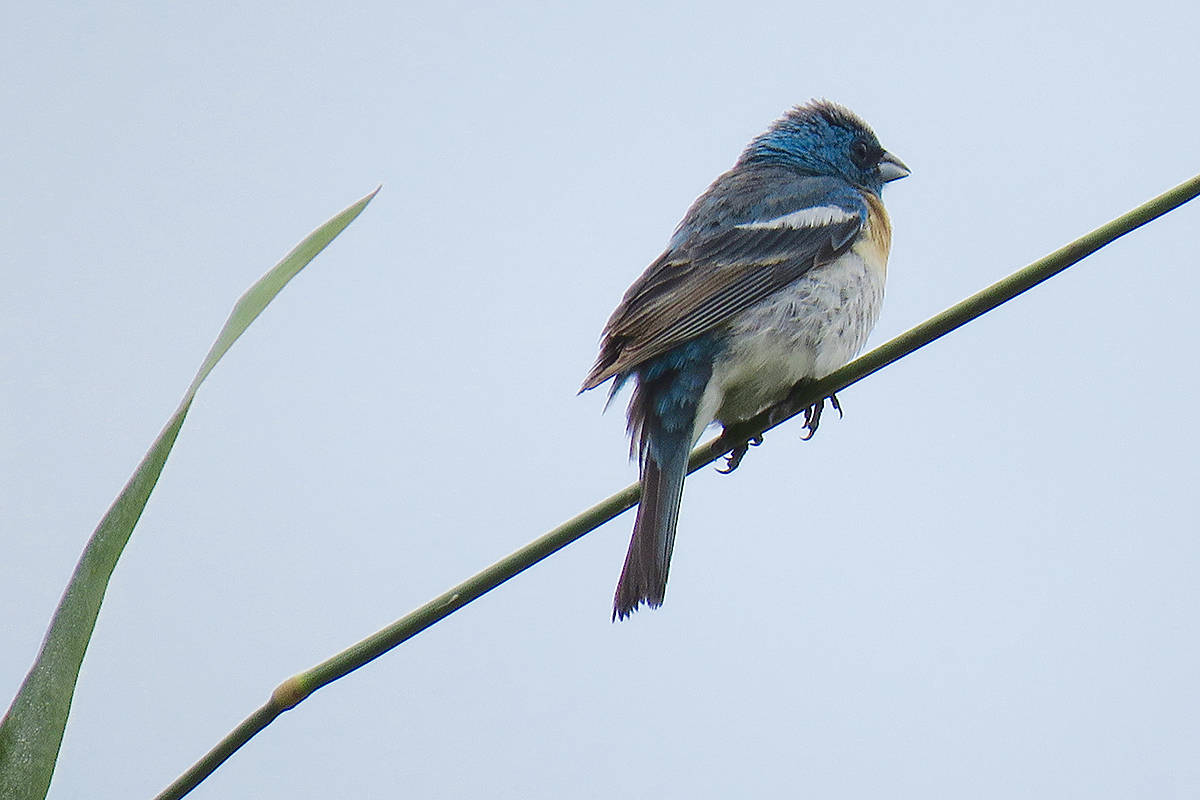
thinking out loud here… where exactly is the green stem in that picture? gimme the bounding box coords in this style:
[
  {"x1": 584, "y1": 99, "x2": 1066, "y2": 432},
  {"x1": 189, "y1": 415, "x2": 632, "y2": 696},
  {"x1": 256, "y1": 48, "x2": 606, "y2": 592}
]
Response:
[{"x1": 155, "y1": 173, "x2": 1200, "y2": 800}]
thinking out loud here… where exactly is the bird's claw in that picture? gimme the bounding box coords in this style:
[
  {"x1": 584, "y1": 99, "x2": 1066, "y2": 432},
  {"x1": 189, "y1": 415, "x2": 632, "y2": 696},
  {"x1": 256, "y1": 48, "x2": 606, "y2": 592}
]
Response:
[
  {"x1": 717, "y1": 435, "x2": 762, "y2": 474},
  {"x1": 718, "y1": 390, "x2": 842, "y2": 472},
  {"x1": 799, "y1": 392, "x2": 842, "y2": 440}
]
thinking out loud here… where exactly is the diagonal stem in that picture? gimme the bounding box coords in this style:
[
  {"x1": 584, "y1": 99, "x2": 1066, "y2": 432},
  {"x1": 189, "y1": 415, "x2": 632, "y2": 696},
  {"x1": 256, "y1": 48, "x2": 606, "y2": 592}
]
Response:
[{"x1": 155, "y1": 172, "x2": 1200, "y2": 800}]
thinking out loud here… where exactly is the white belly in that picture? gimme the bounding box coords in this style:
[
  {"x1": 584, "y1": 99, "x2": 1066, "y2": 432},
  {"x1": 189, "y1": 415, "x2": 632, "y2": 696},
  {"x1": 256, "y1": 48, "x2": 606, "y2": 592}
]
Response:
[{"x1": 692, "y1": 248, "x2": 886, "y2": 440}]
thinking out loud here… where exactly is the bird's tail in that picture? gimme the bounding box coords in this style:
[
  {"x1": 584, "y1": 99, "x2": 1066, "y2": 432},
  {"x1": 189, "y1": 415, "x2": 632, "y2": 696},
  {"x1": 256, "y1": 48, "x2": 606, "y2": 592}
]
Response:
[
  {"x1": 613, "y1": 429, "x2": 689, "y2": 620},
  {"x1": 612, "y1": 341, "x2": 715, "y2": 620}
]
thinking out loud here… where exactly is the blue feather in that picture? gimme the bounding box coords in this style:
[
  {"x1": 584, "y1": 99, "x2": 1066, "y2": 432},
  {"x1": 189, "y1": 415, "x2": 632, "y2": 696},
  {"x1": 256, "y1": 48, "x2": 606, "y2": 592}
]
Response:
[{"x1": 613, "y1": 335, "x2": 720, "y2": 620}]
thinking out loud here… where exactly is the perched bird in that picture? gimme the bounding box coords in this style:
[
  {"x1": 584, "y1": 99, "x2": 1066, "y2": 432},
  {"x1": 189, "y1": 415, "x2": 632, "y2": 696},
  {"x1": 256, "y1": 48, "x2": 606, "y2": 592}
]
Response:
[{"x1": 582, "y1": 100, "x2": 909, "y2": 620}]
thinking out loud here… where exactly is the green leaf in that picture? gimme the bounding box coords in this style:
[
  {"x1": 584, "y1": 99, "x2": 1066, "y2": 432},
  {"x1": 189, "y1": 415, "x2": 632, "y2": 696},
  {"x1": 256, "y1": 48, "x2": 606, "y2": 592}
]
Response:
[{"x1": 0, "y1": 187, "x2": 379, "y2": 800}]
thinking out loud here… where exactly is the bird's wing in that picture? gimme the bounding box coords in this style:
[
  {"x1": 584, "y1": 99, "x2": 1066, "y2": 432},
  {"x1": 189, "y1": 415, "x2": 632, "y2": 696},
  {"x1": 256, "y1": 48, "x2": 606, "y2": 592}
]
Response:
[{"x1": 582, "y1": 172, "x2": 866, "y2": 389}]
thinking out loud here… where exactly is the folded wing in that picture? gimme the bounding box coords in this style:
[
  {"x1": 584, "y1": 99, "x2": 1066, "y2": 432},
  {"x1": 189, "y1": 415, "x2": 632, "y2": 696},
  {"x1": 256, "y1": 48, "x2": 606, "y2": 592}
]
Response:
[{"x1": 583, "y1": 172, "x2": 866, "y2": 390}]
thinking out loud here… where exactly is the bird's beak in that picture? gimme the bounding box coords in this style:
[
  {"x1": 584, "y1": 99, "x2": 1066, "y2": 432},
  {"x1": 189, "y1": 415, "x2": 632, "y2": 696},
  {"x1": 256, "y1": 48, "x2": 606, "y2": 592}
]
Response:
[{"x1": 877, "y1": 151, "x2": 910, "y2": 183}]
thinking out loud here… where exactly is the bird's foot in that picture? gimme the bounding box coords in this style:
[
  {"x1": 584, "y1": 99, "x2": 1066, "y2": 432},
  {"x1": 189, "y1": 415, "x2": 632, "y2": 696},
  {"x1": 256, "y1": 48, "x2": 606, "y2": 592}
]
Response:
[
  {"x1": 717, "y1": 435, "x2": 763, "y2": 474},
  {"x1": 798, "y1": 392, "x2": 843, "y2": 441},
  {"x1": 718, "y1": 389, "x2": 843, "y2": 473}
]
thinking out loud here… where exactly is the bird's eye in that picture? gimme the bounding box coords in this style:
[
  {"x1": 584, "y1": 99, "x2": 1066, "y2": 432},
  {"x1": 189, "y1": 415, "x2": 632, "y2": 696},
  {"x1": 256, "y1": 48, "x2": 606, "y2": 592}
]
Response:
[{"x1": 849, "y1": 140, "x2": 873, "y2": 169}]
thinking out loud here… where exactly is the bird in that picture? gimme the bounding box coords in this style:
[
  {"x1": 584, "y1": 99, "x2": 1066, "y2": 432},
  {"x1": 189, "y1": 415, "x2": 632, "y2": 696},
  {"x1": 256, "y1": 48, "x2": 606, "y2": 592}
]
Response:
[{"x1": 581, "y1": 100, "x2": 908, "y2": 621}]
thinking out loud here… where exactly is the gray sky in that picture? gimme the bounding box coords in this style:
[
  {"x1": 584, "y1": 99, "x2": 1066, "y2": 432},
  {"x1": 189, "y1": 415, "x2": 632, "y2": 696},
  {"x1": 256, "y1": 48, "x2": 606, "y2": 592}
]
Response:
[{"x1": 4, "y1": 2, "x2": 1199, "y2": 797}]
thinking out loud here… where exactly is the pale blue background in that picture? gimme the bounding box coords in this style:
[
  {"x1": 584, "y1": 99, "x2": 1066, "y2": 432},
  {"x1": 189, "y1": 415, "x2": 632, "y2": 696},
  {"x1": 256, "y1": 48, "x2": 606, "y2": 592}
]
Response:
[{"x1": 4, "y1": 2, "x2": 1199, "y2": 797}]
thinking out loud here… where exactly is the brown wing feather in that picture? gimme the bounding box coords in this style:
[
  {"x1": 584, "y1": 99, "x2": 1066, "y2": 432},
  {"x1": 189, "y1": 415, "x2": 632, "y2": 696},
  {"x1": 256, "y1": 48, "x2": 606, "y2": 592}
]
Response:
[{"x1": 581, "y1": 216, "x2": 860, "y2": 390}]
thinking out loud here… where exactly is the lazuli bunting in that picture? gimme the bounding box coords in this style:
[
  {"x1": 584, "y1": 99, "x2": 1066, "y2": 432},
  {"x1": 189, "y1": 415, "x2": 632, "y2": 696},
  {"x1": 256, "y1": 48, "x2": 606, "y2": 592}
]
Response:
[{"x1": 582, "y1": 100, "x2": 908, "y2": 620}]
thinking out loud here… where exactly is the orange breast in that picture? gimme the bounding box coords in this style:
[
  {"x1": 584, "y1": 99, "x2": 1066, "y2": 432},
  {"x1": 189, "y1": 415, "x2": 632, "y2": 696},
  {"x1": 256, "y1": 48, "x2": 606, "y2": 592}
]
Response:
[{"x1": 851, "y1": 192, "x2": 893, "y2": 278}]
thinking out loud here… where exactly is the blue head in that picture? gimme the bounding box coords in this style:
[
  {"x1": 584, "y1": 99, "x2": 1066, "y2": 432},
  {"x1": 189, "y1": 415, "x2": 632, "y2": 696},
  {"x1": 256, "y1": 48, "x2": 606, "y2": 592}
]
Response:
[{"x1": 740, "y1": 100, "x2": 909, "y2": 196}]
